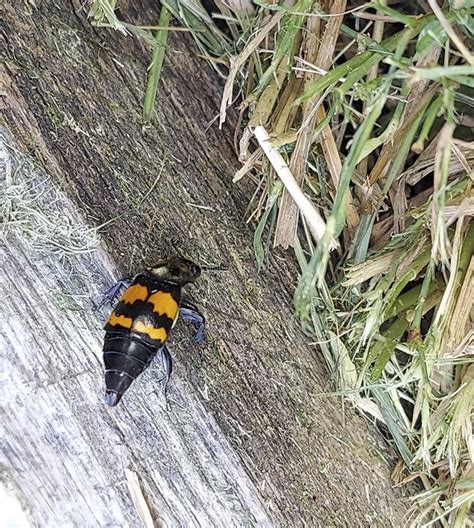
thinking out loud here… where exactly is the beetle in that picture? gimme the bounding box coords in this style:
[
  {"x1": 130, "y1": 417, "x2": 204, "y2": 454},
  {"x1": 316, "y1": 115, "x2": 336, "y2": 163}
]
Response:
[{"x1": 101, "y1": 256, "x2": 205, "y2": 407}]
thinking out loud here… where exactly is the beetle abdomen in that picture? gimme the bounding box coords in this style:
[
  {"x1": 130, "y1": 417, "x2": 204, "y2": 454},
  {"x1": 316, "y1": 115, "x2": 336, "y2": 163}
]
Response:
[{"x1": 103, "y1": 332, "x2": 159, "y2": 406}]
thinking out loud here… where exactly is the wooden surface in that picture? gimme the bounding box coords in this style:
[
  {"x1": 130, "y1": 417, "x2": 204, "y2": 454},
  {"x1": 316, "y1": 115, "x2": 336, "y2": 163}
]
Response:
[
  {"x1": 0, "y1": 134, "x2": 272, "y2": 526},
  {"x1": 1, "y1": 1, "x2": 404, "y2": 525}
]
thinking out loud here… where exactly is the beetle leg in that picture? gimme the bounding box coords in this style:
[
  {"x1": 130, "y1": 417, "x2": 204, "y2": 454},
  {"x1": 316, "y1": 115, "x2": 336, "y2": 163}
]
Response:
[
  {"x1": 95, "y1": 278, "x2": 131, "y2": 311},
  {"x1": 179, "y1": 301, "x2": 206, "y2": 345},
  {"x1": 157, "y1": 345, "x2": 173, "y2": 396}
]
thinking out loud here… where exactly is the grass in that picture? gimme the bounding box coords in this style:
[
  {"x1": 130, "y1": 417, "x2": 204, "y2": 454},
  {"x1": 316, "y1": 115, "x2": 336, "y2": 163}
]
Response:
[
  {"x1": 89, "y1": 1, "x2": 473, "y2": 525},
  {"x1": 142, "y1": 4, "x2": 172, "y2": 125}
]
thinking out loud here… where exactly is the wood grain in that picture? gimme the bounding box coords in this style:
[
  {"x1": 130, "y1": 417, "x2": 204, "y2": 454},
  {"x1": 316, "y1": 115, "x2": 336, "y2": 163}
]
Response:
[{"x1": 0, "y1": 138, "x2": 273, "y2": 526}]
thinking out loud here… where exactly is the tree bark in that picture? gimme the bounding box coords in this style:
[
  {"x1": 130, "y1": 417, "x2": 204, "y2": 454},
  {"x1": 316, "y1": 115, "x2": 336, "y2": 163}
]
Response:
[{"x1": 0, "y1": 1, "x2": 404, "y2": 526}]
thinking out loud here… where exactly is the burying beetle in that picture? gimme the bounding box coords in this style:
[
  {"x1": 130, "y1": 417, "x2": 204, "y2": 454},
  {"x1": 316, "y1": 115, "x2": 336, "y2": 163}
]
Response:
[{"x1": 101, "y1": 256, "x2": 206, "y2": 407}]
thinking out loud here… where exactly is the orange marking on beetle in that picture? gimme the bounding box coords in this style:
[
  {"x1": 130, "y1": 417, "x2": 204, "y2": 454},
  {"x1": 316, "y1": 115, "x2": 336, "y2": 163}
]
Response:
[
  {"x1": 132, "y1": 321, "x2": 168, "y2": 342},
  {"x1": 108, "y1": 312, "x2": 133, "y2": 329},
  {"x1": 147, "y1": 291, "x2": 179, "y2": 320},
  {"x1": 122, "y1": 283, "x2": 149, "y2": 305}
]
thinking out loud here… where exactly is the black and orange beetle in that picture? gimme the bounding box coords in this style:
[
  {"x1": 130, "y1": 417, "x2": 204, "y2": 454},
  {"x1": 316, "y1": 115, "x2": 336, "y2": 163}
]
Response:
[{"x1": 101, "y1": 257, "x2": 205, "y2": 406}]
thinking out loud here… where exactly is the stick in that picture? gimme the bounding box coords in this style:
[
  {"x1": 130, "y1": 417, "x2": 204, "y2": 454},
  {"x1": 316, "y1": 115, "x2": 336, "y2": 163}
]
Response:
[{"x1": 254, "y1": 126, "x2": 337, "y2": 249}]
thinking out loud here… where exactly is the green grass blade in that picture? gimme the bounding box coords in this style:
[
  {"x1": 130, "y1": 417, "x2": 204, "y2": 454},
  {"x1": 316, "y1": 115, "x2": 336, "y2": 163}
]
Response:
[
  {"x1": 143, "y1": 5, "x2": 173, "y2": 124},
  {"x1": 371, "y1": 386, "x2": 413, "y2": 465},
  {"x1": 254, "y1": 181, "x2": 283, "y2": 270}
]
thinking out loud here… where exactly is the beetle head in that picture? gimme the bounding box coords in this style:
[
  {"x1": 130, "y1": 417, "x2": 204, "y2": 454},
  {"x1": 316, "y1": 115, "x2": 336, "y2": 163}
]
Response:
[{"x1": 147, "y1": 256, "x2": 201, "y2": 285}]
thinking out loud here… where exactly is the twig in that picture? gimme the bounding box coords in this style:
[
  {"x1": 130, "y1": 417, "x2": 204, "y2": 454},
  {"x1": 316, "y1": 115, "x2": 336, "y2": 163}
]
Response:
[
  {"x1": 125, "y1": 469, "x2": 154, "y2": 528},
  {"x1": 254, "y1": 126, "x2": 337, "y2": 249},
  {"x1": 353, "y1": 12, "x2": 398, "y2": 22},
  {"x1": 139, "y1": 162, "x2": 164, "y2": 205}
]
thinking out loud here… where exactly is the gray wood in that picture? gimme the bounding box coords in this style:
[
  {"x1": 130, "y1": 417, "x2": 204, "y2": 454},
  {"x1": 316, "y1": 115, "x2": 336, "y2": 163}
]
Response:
[
  {"x1": 0, "y1": 137, "x2": 272, "y2": 527},
  {"x1": 0, "y1": 1, "x2": 405, "y2": 525}
]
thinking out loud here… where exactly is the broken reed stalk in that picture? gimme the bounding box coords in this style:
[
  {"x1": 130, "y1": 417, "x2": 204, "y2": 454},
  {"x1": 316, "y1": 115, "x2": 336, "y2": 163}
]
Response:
[
  {"x1": 125, "y1": 469, "x2": 154, "y2": 528},
  {"x1": 254, "y1": 126, "x2": 337, "y2": 249}
]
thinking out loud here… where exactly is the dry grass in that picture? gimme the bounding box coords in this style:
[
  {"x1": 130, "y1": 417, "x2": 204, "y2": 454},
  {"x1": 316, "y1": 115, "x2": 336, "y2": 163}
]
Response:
[{"x1": 89, "y1": 1, "x2": 473, "y2": 524}]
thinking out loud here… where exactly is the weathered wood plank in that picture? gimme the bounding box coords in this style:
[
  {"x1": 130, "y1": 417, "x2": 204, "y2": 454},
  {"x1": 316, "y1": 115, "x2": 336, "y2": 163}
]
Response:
[{"x1": 0, "y1": 137, "x2": 273, "y2": 526}]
